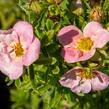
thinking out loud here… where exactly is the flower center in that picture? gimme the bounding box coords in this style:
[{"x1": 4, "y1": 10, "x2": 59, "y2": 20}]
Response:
[
  {"x1": 77, "y1": 37, "x2": 93, "y2": 52},
  {"x1": 79, "y1": 71, "x2": 94, "y2": 79},
  {"x1": 14, "y1": 43, "x2": 24, "y2": 57}
]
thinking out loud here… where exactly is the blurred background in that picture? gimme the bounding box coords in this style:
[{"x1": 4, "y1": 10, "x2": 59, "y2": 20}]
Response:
[{"x1": 0, "y1": 0, "x2": 25, "y2": 29}]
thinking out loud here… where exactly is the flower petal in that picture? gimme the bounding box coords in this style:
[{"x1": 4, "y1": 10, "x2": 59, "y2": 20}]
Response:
[
  {"x1": 91, "y1": 71, "x2": 109, "y2": 91},
  {"x1": 0, "y1": 59, "x2": 23, "y2": 80},
  {"x1": 62, "y1": 47, "x2": 95, "y2": 63},
  {"x1": 0, "y1": 29, "x2": 14, "y2": 44},
  {"x1": 83, "y1": 21, "x2": 109, "y2": 48},
  {"x1": 58, "y1": 25, "x2": 82, "y2": 46},
  {"x1": 62, "y1": 47, "x2": 82, "y2": 63},
  {"x1": 71, "y1": 79, "x2": 91, "y2": 93},
  {"x1": 91, "y1": 29, "x2": 109, "y2": 48},
  {"x1": 83, "y1": 21, "x2": 103, "y2": 37},
  {"x1": 80, "y1": 49, "x2": 96, "y2": 61},
  {"x1": 23, "y1": 37, "x2": 40, "y2": 66},
  {"x1": 13, "y1": 21, "x2": 34, "y2": 48},
  {"x1": 59, "y1": 68, "x2": 81, "y2": 89}
]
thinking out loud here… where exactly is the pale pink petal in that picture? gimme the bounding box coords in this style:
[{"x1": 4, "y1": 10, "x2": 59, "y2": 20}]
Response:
[
  {"x1": 91, "y1": 71, "x2": 109, "y2": 91},
  {"x1": 62, "y1": 47, "x2": 95, "y2": 63},
  {"x1": 59, "y1": 68, "x2": 81, "y2": 89},
  {"x1": 13, "y1": 21, "x2": 34, "y2": 48},
  {"x1": 0, "y1": 29, "x2": 14, "y2": 44},
  {"x1": 0, "y1": 29, "x2": 13, "y2": 34},
  {"x1": 83, "y1": 21, "x2": 103, "y2": 37},
  {"x1": 22, "y1": 37, "x2": 40, "y2": 66},
  {"x1": 4, "y1": 34, "x2": 14, "y2": 45},
  {"x1": 91, "y1": 29, "x2": 109, "y2": 48},
  {"x1": 71, "y1": 79, "x2": 91, "y2": 93},
  {"x1": 0, "y1": 34, "x2": 5, "y2": 41},
  {"x1": 80, "y1": 49, "x2": 96, "y2": 61},
  {"x1": 62, "y1": 47, "x2": 83, "y2": 63},
  {"x1": 58, "y1": 25, "x2": 82, "y2": 46},
  {"x1": 83, "y1": 21, "x2": 109, "y2": 48},
  {"x1": 11, "y1": 30, "x2": 19, "y2": 43},
  {"x1": 0, "y1": 60, "x2": 23, "y2": 80}
]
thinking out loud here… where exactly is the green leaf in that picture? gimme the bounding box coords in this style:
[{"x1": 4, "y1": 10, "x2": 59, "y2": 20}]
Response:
[
  {"x1": 29, "y1": 0, "x2": 42, "y2": 13},
  {"x1": 42, "y1": 30, "x2": 55, "y2": 46},
  {"x1": 46, "y1": 30, "x2": 55, "y2": 40},
  {"x1": 15, "y1": 79, "x2": 22, "y2": 88},
  {"x1": 54, "y1": 22, "x2": 61, "y2": 32},
  {"x1": 35, "y1": 57, "x2": 56, "y2": 65},
  {"x1": 50, "y1": 88, "x2": 62, "y2": 108},
  {"x1": 37, "y1": 84, "x2": 51, "y2": 95},
  {"x1": 35, "y1": 27, "x2": 45, "y2": 39},
  {"x1": 60, "y1": 0, "x2": 69, "y2": 10},
  {"x1": 52, "y1": 66, "x2": 60, "y2": 74},
  {"x1": 46, "y1": 19, "x2": 54, "y2": 30},
  {"x1": 19, "y1": 0, "x2": 30, "y2": 14},
  {"x1": 48, "y1": 5, "x2": 60, "y2": 16}
]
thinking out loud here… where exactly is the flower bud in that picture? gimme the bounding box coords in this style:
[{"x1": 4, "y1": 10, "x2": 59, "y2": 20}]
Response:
[
  {"x1": 89, "y1": 6, "x2": 104, "y2": 22},
  {"x1": 72, "y1": 0, "x2": 83, "y2": 15}
]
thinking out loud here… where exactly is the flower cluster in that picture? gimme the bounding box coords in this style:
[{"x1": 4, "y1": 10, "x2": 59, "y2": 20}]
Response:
[
  {"x1": 0, "y1": 20, "x2": 109, "y2": 94},
  {"x1": 0, "y1": 21, "x2": 40, "y2": 80},
  {"x1": 58, "y1": 21, "x2": 109, "y2": 93}
]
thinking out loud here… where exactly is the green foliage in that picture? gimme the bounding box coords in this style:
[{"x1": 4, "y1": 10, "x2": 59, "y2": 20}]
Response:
[
  {"x1": 1, "y1": 0, "x2": 109, "y2": 109},
  {"x1": 0, "y1": 0, "x2": 25, "y2": 29},
  {"x1": 103, "y1": 0, "x2": 109, "y2": 11}
]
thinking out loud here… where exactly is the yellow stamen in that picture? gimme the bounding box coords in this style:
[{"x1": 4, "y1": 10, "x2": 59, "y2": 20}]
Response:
[
  {"x1": 14, "y1": 43, "x2": 24, "y2": 57},
  {"x1": 79, "y1": 71, "x2": 94, "y2": 79},
  {"x1": 77, "y1": 37, "x2": 93, "y2": 52}
]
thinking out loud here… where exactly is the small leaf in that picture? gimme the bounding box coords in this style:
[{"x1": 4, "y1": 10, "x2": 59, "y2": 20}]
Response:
[
  {"x1": 60, "y1": 0, "x2": 69, "y2": 10},
  {"x1": 48, "y1": 5, "x2": 60, "y2": 16},
  {"x1": 15, "y1": 79, "x2": 22, "y2": 88},
  {"x1": 52, "y1": 66, "x2": 60, "y2": 74},
  {"x1": 37, "y1": 84, "x2": 51, "y2": 95},
  {"x1": 46, "y1": 19, "x2": 54, "y2": 30},
  {"x1": 50, "y1": 88, "x2": 61, "y2": 108}
]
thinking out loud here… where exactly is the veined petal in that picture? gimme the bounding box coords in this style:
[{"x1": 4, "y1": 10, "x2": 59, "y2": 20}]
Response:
[
  {"x1": 91, "y1": 71, "x2": 109, "y2": 91},
  {"x1": 23, "y1": 37, "x2": 40, "y2": 66},
  {"x1": 13, "y1": 21, "x2": 34, "y2": 48},
  {"x1": 0, "y1": 59, "x2": 23, "y2": 80},
  {"x1": 79, "y1": 49, "x2": 96, "y2": 61},
  {"x1": 62, "y1": 47, "x2": 95, "y2": 63},
  {"x1": 59, "y1": 68, "x2": 82, "y2": 89},
  {"x1": 58, "y1": 25, "x2": 82, "y2": 46},
  {"x1": 71, "y1": 79, "x2": 91, "y2": 93},
  {"x1": 83, "y1": 21, "x2": 103, "y2": 37},
  {"x1": 0, "y1": 29, "x2": 14, "y2": 44},
  {"x1": 83, "y1": 21, "x2": 109, "y2": 48},
  {"x1": 62, "y1": 47, "x2": 83, "y2": 63},
  {"x1": 91, "y1": 29, "x2": 109, "y2": 48}
]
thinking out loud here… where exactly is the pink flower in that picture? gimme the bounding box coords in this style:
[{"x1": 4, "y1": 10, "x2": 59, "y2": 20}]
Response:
[
  {"x1": 0, "y1": 21, "x2": 40, "y2": 80},
  {"x1": 58, "y1": 21, "x2": 109, "y2": 63},
  {"x1": 59, "y1": 68, "x2": 109, "y2": 93}
]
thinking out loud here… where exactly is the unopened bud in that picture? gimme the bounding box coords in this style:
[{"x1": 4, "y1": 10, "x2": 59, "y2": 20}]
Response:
[
  {"x1": 90, "y1": 6, "x2": 104, "y2": 22},
  {"x1": 72, "y1": 0, "x2": 83, "y2": 15}
]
